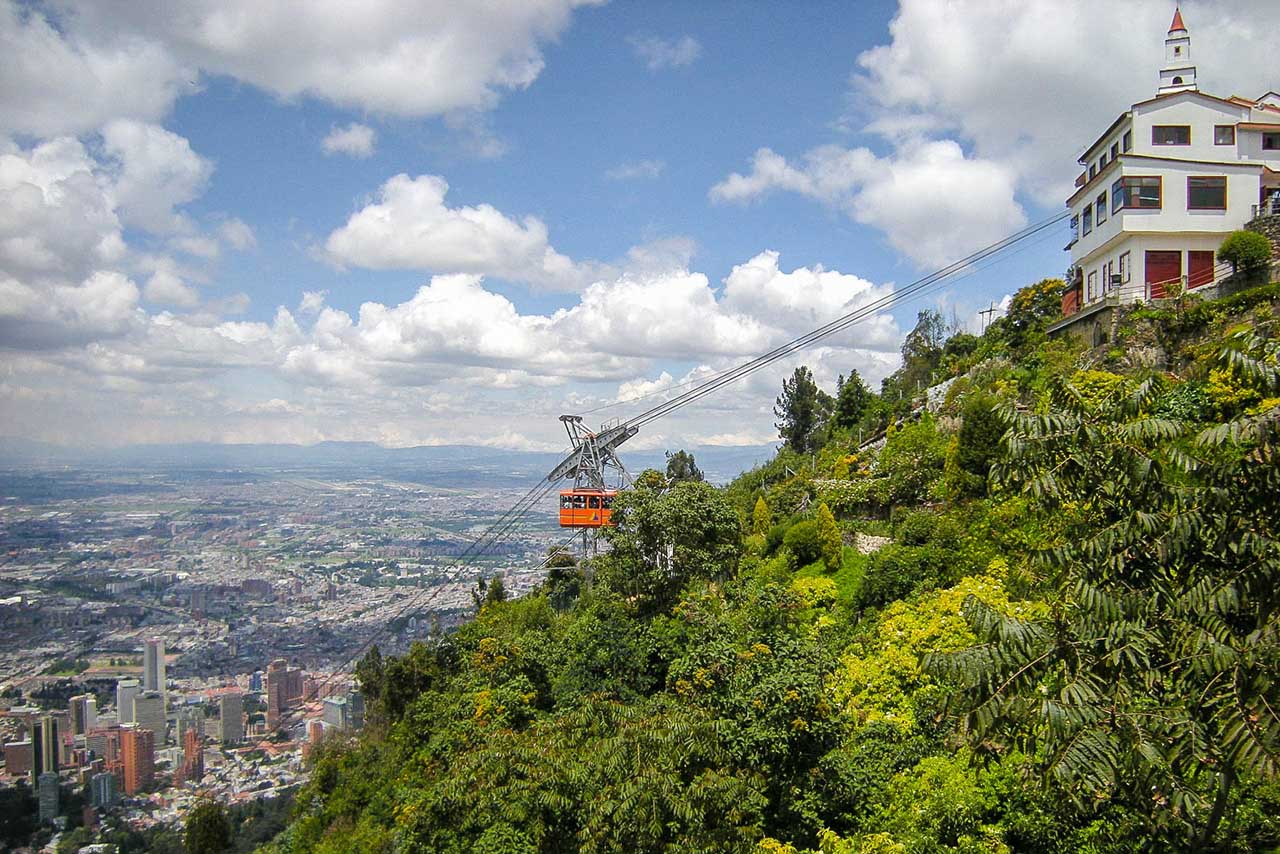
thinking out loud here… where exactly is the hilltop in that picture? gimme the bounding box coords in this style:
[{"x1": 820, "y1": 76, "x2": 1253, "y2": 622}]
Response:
[{"x1": 252, "y1": 278, "x2": 1280, "y2": 854}]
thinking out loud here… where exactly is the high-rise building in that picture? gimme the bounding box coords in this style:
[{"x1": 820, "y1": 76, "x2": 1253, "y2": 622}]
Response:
[
  {"x1": 350, "y1": 690, "x2": 365, "y2": 731},
  {"x1": 3, "y1": 740, "x2": 33, "y2": 778},
  {"x1": 265, "y1": 659, "x2": 302, "y2": 728},
  {"x1": 69, "y1": 694, "x2": 97, "y2": 736},
  {"x1": 90, "y1": 771, "x2": 118, "y2": 808},
  {"x1": 116, "y1": 679, "x2": 141, "y2": 725},
  {"x1": 132, "y1": 692, "x2": 166, "y2": 744},
  {"x1": 249, "y1": 670, "x2": 264, "y2": 692},
  {"x1": 176, "y1": 706, "x2": 204, "y2": 743},
  {"x1": 176, "y1": 726, "x2": 203, "y2": 786},
  {"x1": 120, "y1": 726, "x2": 154, "y2": 795},
  {"x1": 86, "y1": 725, "x2": 122, "y2": 767},
  {"x1": 142, "y1": 637, "x2": 166, "y2": 696},
  {"x1": 38, "y1": 771, "x2": 59, "y2": 823},
  {"x1": 33, "y1": 715, "x2": 59, "y2": 776},
  {"x1": 218, "y1": 693, "x2": 244, "y2": 745},
  {"x1": 321, "y1": 697, "x2": 350, "y2": 731}
]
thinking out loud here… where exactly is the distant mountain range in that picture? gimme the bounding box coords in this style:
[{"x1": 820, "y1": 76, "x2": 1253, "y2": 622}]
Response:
[{"x1": 0, "y1": 438, "x2": 778, "y2": 485}]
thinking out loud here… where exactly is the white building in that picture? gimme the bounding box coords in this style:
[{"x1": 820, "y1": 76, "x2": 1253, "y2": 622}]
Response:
[
  {"x1": 143, "y1": 637, "x2": 166, "y2": 696},
  {"x1": 132, "y1": 691, "x2": 167, "y2": 745},
  {"x1": 116, "y1": 678, "x2": 140, "y2": 725},
  {"x1": 1066, "y1": 8, "x2": 1280, "y2": 309}
]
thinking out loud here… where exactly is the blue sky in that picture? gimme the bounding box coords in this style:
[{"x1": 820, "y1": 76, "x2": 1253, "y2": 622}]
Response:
[{"x1": 0, "y1": 0, "x2": 1273, "y2": 450}]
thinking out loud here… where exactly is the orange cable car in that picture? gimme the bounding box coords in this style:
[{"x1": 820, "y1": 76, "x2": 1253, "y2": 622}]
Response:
[{"x1": 558, "y1": 488, "x2": 616, "y2": 528}]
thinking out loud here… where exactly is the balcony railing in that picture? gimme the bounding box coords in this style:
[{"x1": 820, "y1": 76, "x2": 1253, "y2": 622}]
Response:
[{"x1": 1253, "y1": 199, "x2": 1280, "y2": 218}]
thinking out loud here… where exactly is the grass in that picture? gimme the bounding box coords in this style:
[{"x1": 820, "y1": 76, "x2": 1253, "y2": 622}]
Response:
[{"x1": 795, "y1": 546, "x2": 868, "y2": 608}]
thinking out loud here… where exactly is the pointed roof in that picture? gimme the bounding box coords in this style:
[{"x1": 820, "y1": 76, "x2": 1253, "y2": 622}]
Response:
[{"x1": 1169, "y1": 7, "x2": 1187, "y2": 33}]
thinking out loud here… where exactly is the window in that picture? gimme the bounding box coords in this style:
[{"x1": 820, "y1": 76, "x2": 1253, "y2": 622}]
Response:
[
  {"x1": 1096, "y1": 192, "x2": 1107, "y2": 224},
  {"x1": 1082, "y1": 205, "x2": 1093, "y2": 235},
  {"x1": 1089, "y1": 163, "x2": 1097, "y2": 179},
  {"x1": 1110, "y1": 142, "x2": 1120, "y2": 160},
  {"x1": 1099, "y1": 154, "x2": 1108, "y2": 171},
  {"x1": 1119, "y1": 251, "x2": 1130, "y2": 283},
  {"x1": 1187, "y1": 176, "x2": 1227, "y2": 210},
  {"x1": 1123, "y1": 130, "x2": 1133, "y2": 152},
  {"x1": 1112, "y1": 179, "x2": 1125, "y2": 213},
  {"x1": 587, "y1": 496, "x2": 600, "y2": 509},
  {"x1": 1264, "y1": 132, "x2": 1280, "y2": 151},
  {"x1": 1152, "y1": 125, "x2": 1191, "y2": 145},
  {"x1": 1214, "y1": 125, "x2": 1236, "y2": 145},
  {"x1": 1087, "y1": 270, "x2": 1098, "y2": 302},
  {"x1": 1069, "y1": 215, "x2": 1079, "y2": 242},
  {"x1": 1116, "y1": 176, "x2": 1162, "y2": 209}
]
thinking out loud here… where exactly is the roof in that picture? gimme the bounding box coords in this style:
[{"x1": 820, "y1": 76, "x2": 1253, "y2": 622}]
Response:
[{"x1": 1169, "y1": 7, "x2": 1186, "y2": 32}]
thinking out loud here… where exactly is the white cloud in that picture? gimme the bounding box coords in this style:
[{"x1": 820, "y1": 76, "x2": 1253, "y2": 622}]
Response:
[
  {"x1": 0, "y1": 249, "x2": 906, "y2": 448},
  {"x1": 629, "y1": 34, "x2": 702, "y2": 71},
  {"x1": 217, "y1": 218, "x2": 256, "y2": 250},
  {"x1": 0, "y1": 270, "x2": 140, "y2": 349},
  {"x1": 298, "y1": 290, "x2": 328, "y2": 316},
  {"x1": 323, "y1": 173, "x2": 594, "y2": 290},
  {"x1": 58, "y1": 0, "x2": 601, "y2": 118},
  {"x1": 0, "y1": 2, "x2": 191, "y2": 137},
  {"x1": 100, "y1": 119, "x2": 213, "y2": 235},
  {"x1": 321, "y1": 123, "x2": 376, "y2": 158},
  {"x1": 854, "y1": 0, "x2": 1275, "y2": 203},
  {"x1": 143, "y1": 269, "x2": 199, "y2": 307},
  {"x1": 605, "y1": 159, "x2": 665, "y2": 181},
  {"x1": 172, "y1": 234, "x2": 220, "y2": 259},
  {"x1": 712, "y1": 142, "x2": 1026, "y2": 268},
  {"x1": 0, "y1": 136, "x2": 126, "y2": 280}
]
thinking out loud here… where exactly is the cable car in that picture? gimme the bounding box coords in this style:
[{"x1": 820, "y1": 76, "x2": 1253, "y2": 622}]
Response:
[{"x1": 558, "y1": 488, "x2": 616, "y2": 528}]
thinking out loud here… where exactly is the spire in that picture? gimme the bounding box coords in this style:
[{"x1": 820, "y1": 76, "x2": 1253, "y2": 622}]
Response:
[{"x1": 1158, "y1": 5, "x2": 1196, "y2": 95}]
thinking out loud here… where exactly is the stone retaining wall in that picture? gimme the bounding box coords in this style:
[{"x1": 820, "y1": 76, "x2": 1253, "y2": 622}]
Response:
[{"x1": 1246, "y1": 214, "x2": 1280, "y2": 282}]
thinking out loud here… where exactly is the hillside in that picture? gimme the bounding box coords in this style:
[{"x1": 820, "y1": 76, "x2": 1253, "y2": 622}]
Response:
[{"x1": 257, "y1": 280, "x2": 1280, "y2": 854}]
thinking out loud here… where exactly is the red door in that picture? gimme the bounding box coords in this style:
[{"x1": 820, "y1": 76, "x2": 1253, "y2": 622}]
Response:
[
  {"x1": 1145, "y1": 251, "x2": 1181, "y2": 299},
  {"x1": 1188, "y1": 251, "x2": 1215, "y2": 288}
]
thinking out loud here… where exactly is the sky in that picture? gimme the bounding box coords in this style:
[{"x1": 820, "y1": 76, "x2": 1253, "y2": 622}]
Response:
[{"x1": 0, "y1": 0, "x2": 1274, "y2": 453}]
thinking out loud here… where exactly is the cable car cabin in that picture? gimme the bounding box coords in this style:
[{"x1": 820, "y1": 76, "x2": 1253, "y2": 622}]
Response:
[{"x1": 559, "y1": 489, "x2": 616, "y2": 528}]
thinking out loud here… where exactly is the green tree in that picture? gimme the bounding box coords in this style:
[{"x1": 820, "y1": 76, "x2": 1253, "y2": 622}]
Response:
[
  {"x1": 185, "y1": 800, "x2": 231, "y2": 854},
  {"x1": 984, "y1": 278, "x2": 1067, "y2": 352},
  {"x1": 775, "y1": 366, "x2": 831, "y2": 453},
  {"x1": 948, "y1": 392, "x2": 1004, "y2": 497},
  {"x1": 485, "y1": 575, "x2": 507, "y2": 607},
  {"x1": 886, "y1": 310, "x2": 948, "y2": 399},
  {"x1": 833, "y1": 370, "x2": 871, "y2": 431},
  {"x1": 1217, "y1": 230, "x2": 1273, "y2": 276},
  {"x1": 929, "y1": 339, "x2": 1280, "y2": 848},
  {"x1": 601, "y1": 479, "x2": 742, "y2": 615},
  {"x1": 354, "y1": 645, "x2": 384, "y2": 708},
  {"x1": 664, "y1": 449, "x2": 705, "y2": 482},
  {"x1": 815, "y1": 502, "x2": 843, "y2": 572},
  {"x1": 751, "y1": 496, "x2": 772, "y2": 537},
  {"x1": 544, "y1": 549, "x2": 583, "y2": 611},
  {"x1": 783, "y1": 520, "x2": 822, "y2": 567}
]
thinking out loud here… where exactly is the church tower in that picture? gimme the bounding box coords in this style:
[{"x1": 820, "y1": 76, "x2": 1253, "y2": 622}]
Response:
[{"x1": 1157, "y1": 7, "x2": 1197, "y2": 95}]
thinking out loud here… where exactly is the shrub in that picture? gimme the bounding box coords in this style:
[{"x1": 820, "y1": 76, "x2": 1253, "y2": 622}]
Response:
[
  {"x1": 875, "y1": 419, "x2": 948, "y2": 506},
  {"x1": 1217, "y1": 230, "x2": 1273, "y2": 274},
  {"x1": 815, "y1": 502, "x2": 843, "y2": 572},
  {"x1": 783, "y1": 520, "x2": 823, "y2": 568},
  {"x1": 858, "y1": 544, "x2": 925, "y2": 607},
  {"x1": 895, "y1": 511, "x2": 938, "y2": 546}
]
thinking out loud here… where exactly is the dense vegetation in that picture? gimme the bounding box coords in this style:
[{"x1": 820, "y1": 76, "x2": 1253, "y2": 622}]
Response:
[{"x1": 263, "y1": 280, "x2": 1280, "y2": 853}]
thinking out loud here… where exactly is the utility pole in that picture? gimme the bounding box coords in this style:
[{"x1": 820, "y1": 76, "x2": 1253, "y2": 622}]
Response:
[{"x1": 978, "y1": 302, "x2": 998, "y2": 334}]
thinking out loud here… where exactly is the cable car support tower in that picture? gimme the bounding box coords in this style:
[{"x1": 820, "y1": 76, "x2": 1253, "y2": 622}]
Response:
[{"x1": 548, "y1": 415, "x2": 637, "y2": 555}]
